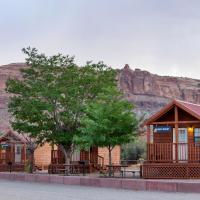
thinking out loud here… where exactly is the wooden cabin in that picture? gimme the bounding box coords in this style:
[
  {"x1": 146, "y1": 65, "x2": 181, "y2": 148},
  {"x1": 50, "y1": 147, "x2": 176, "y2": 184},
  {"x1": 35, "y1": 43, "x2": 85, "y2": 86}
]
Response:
[
  {"x1": 0, "y1": 130, "x2": 27, "y2": 171},
  {"x1": 0, "y1": 129, "x2": 121, "y2": 172},
  {"x1": 0, "y1": 130, "x2": 52, "y2": 171},
  {"x1": 143, "y1": 99, "x2": 200, "y2": 179},
  {"x1": 0, "y1": 130, "x2": 120, "y2": 172}
]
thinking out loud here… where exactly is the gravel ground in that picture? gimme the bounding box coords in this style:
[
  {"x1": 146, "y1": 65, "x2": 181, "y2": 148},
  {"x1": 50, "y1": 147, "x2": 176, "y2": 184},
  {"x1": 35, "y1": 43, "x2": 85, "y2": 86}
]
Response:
[{"x1": 0, "y1": 179, "x2": 200, "y2": 200}]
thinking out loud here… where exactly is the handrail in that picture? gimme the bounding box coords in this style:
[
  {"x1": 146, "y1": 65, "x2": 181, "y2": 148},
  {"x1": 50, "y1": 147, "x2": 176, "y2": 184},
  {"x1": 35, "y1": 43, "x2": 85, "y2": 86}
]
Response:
[
  {"x1": 51, "y1": 150, "x2": 105, "y2": 168},
  {"x1": 147, "y1": 143, "x2": 200, "y2": 163},
  {"x1": 97, "y1": 155, "x2": 104, "y2": 168}
]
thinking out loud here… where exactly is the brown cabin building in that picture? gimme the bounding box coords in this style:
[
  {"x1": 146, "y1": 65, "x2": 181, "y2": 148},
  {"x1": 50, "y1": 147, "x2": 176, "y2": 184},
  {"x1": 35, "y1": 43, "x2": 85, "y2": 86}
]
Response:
[
  {"x1": 0, "y1": 131, "x2": 27, "y2": 171},
  {"x1": 143, "y1": 99, "x2": 200, "y2": 179},
  {"x1": 0, "y1": 130, "x2": 120, "y2": 172}
]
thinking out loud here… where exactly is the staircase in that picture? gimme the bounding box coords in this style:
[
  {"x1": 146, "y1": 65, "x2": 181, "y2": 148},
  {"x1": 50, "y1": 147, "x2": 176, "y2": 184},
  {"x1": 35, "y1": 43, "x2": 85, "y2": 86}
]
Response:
[
  {"x1": 93, "y1": 155, "x2": 106, "y2": 172},
  {"x1": 90, "y1": 155, "x2": 105, "y2": 172}
]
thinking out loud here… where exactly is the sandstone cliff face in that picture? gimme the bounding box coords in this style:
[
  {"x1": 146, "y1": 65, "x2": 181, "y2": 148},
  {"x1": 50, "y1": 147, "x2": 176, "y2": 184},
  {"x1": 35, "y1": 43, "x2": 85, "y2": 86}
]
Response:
[
  {"x1": 118, "y1": 64, "x2": 200, "y2": 116},
  {"x1": 1, "y1": 63, "x2": 200, "y2": 131},
  {"x1": 0, "y1": 63, "x2": 26, "y2": 131}
]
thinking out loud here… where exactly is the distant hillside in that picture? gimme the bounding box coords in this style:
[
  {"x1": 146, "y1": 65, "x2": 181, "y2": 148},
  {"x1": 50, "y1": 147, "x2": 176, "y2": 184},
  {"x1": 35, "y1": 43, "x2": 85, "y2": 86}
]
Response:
[{"x1": 1, "y1": 63, "x2": 200, "y2": 131}]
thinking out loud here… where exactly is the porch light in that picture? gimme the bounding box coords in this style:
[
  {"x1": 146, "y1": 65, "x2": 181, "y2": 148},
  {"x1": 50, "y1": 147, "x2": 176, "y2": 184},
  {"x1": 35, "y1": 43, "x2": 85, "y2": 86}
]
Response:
[{"x1": 188, "y1": 126, "x2": 194, "y2": 134}]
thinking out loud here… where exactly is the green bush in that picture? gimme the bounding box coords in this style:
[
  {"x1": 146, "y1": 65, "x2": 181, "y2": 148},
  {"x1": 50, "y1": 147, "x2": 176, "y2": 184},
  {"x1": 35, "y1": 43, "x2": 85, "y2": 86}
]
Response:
[
  {"x1": 121, "y1": 138, "x2": 146, "y2": 161},
  {"x1": 24, "y1": 160, "x2": 31, "y2": 173}
]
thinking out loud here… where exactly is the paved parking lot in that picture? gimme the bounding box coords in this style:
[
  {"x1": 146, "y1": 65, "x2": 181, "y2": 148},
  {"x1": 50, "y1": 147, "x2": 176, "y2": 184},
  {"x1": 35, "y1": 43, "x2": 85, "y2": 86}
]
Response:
[{"x1": 0, "y1": 179, "x2": 200, "y2": 200}]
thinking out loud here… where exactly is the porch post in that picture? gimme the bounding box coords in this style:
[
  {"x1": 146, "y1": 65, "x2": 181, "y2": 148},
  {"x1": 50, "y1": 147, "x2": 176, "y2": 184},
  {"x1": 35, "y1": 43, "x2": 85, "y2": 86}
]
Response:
[
  {"x1": 24, "y1": 144, "x2": 26, "y2": 164},
  {"x1": 146, "y1": 125, "x2": 151, "y2": 162},
  {"x1": 175, "y1": 106, "x2": 179, "y2": 163},
  {"x1": 11, "y1": 143, "x2": 14, "y2": 163},
  {"x1": 147, "y1": 125, "x2": 151, "y2": 143}
]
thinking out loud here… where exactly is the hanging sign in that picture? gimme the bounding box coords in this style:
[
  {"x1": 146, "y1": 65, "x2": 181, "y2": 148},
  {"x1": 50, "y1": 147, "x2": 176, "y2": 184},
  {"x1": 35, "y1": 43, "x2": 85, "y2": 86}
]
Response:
[
  {"x1": 0, "y1": 144, "x2": 9, "y2": 148},
  {"x1": 154, "y1": 126, "x2": 171, "y2": 133}
]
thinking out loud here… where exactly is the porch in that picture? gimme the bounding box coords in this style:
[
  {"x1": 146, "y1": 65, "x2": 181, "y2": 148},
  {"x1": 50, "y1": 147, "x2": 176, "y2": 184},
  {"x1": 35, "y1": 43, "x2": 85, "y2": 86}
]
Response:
[
  {"x1": 48, "y1": 147, "x2": 105, "y2": 174},
  {"x1": 143, "y1": 100, "x2": 200, "y2": 179},
  {"x1": 0, "y1": 143, "x2": 26, "y2": 165},
  {"x1": 0, "y1": 131, "x2": 27, "y2": 172},
  {"x1": 147, "y1": 143, "x2": 200, "y2": 163},
  {"x1": 143, "y1": 142, "x2": 200, "y2": 178}
]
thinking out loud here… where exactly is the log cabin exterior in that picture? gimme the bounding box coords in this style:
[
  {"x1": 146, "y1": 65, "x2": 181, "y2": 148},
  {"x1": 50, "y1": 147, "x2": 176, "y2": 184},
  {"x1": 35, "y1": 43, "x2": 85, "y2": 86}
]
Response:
[
  {"x1": 0, "y1": 129, "x2": 121, "y2": 172},
  {"x1": 0, "y1": 130, "x2": 27, "y2": 171},
  {"x1": 143, "y1": 99, "x2": 200, "y2": 179}
]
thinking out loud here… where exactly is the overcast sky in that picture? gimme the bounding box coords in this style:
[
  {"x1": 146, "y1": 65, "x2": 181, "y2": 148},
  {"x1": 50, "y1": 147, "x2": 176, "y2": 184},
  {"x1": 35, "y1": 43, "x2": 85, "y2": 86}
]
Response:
[{"x1": 1, "y1": 0, "x2": 200, "y2": 78}]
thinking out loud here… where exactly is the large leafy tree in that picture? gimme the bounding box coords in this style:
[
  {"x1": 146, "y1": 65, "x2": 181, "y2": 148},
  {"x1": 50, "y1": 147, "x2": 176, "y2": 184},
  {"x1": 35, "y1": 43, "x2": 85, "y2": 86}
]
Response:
[
  {"x1": 76, "y1": 87, "x2": 138, "y2": 176},
  {"x1": 6, "y1": 47, "x2": 116, "y2": 168}
]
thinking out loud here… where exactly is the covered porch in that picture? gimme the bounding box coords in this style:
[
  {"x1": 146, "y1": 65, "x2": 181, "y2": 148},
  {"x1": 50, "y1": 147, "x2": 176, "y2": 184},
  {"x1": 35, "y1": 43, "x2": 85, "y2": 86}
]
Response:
[
  {"x1": 48, "y1": 147, "x2": 105, "y2": 174},
  {"x1": 143, "y1": 100, "x2": 200, "y2": 178},
  {"x1": 0, "y1": 131, "x2": 27, "y2": 171}
]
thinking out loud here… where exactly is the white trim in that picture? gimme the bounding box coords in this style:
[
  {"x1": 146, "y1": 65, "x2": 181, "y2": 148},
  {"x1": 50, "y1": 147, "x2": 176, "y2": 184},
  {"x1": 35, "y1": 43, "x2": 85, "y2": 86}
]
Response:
[{"x1": 173, "y1": 128, "x2": 188, "y2": 162}]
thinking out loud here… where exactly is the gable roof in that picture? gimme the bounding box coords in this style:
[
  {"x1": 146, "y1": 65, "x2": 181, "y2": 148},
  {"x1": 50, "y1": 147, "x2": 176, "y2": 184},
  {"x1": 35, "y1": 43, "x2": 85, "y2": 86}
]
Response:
[
  {"x1": 145, "y1": 99, "x2": 200, "y2": 125},
  {"x1": 0, "y1": 130, "x2": 27, "y2": 143}
]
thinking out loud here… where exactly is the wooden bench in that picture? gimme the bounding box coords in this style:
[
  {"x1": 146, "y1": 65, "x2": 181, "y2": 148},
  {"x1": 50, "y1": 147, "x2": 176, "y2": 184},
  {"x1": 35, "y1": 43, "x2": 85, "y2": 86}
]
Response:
[{"x1": 120, "y1": 169, "x2": 141, "y2": 178}]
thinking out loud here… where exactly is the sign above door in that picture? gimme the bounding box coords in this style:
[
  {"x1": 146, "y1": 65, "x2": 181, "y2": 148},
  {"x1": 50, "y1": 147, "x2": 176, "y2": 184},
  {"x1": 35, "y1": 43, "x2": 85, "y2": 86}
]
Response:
[{"x1": 154, "y1": 126, "x2": 172, "y2": 133}]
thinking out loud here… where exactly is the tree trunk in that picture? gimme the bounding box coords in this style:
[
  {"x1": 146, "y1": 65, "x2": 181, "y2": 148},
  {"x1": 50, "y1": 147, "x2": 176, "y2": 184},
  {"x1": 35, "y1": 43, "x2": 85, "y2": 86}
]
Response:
[
  {"x1": 26, "y1": 141, "x2": 37, "y2": 173},
  {"x1": 59, "y1": 144, "x2": 72, "y2": 175},
  {"x1": 29, "y1": 149, "x2": 34, "y2": 173},
  {"x1": 108, "y1": 145, "x2": 113, "y2": 177},
  {"x1": 59, "y1": 145, "x2": 71, "y2": 164}
]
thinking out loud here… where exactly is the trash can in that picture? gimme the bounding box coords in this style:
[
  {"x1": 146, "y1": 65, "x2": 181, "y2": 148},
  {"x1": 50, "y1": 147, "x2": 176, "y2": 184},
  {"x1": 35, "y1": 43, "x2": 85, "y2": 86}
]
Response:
[
  {"x1": 7, "y1": 162, "x2": 12, "y2": 173},
  {"x1": 79, "y1": 160, "x2": 89, "y2": 175}
]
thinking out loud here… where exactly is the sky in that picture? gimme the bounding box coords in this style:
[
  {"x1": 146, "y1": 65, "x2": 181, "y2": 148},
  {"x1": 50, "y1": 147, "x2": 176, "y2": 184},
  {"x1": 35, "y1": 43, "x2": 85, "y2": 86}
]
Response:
[{"x1": 1, "y1": 0, "x2": 200, "y2": 78}]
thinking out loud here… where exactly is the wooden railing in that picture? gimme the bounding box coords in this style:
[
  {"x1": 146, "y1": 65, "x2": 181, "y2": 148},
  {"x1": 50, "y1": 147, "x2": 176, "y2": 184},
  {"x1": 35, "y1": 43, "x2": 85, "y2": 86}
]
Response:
[
  {"x1": 51, "y1": 150, "x2": 65, "y2": 164},
  {"x1": 147, "y1": 143, "x2": 200, "y2": 163},
  {"x1": 97, "y1": 155, "x2": 104, "y2": 168},
  {"x1": 51, "y1": 150, "x2": 105, "y2": 168}
]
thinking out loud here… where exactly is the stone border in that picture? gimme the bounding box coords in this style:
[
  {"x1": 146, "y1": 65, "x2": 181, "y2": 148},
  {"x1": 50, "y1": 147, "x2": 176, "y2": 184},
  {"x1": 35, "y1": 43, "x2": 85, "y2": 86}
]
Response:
[{"x1": 0, "y1": 172, "x2": 200, "y2": 193}]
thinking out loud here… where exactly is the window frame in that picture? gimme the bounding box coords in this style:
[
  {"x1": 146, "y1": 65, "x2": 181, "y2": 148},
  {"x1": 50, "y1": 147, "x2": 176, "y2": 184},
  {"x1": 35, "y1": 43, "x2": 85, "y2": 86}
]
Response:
[{"x1": 194, "y1": 128, "x2": 200, "y2": 144}]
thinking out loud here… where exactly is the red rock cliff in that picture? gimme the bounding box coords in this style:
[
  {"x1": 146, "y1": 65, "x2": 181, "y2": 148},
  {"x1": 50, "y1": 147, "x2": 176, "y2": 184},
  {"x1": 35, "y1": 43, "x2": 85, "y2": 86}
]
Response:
[
  {"x1": 118, "y1": 64, "x2": 200, "y2": 116},
  {"x1": 0, "y1": 63, "x2": 26, "y2": 131},
  {"x1": 1, "y1": 63, "x2": 200, "y2": 131}
]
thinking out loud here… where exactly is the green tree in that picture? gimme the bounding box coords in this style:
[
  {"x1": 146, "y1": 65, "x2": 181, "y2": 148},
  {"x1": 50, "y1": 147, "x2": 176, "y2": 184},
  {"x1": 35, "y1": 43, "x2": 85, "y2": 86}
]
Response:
[
  {"x1": 76, "y1": 87, "x2": 138, "y2": 177},
  {"x1": 6, "y1": 47, "x2": 116, "y2": 170}
]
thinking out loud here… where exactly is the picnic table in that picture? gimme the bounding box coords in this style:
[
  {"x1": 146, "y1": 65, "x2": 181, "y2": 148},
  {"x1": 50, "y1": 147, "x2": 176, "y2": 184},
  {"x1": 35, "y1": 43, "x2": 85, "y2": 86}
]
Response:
[
  {"x1": 120, "y1": 169, "x2": 141, "y2": 178},
  {"x1": 61, "y1": 161, "x2": 89, "y2": 176},
  {"x1": 106, "y1": 165, "x2": 128, "y2": 177},
  {"x1": 59, "y1": 164, "x2": 80, "y2": 175}
]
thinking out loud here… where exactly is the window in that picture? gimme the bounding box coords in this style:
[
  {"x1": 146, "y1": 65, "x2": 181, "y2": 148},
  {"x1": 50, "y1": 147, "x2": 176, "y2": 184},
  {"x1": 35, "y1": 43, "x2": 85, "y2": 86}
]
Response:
[
  {"x1": 194, "y1": 128, "x2": 200, "y2": 143},
  {"x1": 16, "y1": 146, "x2": 21, "y2": 154}
]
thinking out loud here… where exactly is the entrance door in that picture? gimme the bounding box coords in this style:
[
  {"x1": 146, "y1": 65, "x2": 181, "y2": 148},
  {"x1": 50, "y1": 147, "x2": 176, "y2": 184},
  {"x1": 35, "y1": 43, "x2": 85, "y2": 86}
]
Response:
[
  {"x1": 178, "y1": 128, "x2": 188, "y2": 161},
  {"x1": 15, "y1": 144, "x2": 22, "y2": 163},
  {"x1": 173, "y1": 128, "x2": 188, "y2": 161}
]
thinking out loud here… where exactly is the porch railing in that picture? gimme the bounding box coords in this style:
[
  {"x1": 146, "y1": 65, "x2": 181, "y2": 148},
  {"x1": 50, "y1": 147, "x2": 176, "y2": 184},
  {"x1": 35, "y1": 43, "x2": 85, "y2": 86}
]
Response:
[
  {"x1": 97, "y1": 155, "x2": 104, "y2": 168},
  {"x1": 147, "y1": 143, "x2": 200, "y2": 163},
  {"x1": 51, "y1": 150, "x2": 105, "y2": 167},
  {"x1": 51, "y1": 150, "x2": 65, "y2": 164}
]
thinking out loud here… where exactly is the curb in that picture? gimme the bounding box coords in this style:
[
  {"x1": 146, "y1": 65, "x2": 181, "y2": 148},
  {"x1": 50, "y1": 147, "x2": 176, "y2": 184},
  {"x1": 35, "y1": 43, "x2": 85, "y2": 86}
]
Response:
[{"x1": 0, "y1": 172, "x2": 200, "y2": 193}]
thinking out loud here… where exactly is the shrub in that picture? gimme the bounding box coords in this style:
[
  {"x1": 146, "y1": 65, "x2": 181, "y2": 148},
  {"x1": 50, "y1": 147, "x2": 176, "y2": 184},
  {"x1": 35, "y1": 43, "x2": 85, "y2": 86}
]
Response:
[{"x1": 121, "y1": 138, "x2": 146, "y2": 161}]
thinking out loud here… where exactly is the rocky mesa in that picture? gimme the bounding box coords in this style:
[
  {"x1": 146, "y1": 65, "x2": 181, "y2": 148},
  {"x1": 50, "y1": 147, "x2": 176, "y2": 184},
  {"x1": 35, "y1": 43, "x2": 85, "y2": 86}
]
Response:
[
  {"x1": 1, "y1": 63, "x2": 200, "y2": 131},
  {"x1": 0, "y1": 63, "x2": 26, "y2": 132},
  {"x1": 118, "y1": 64, "x2": 200, "y2": 116}
]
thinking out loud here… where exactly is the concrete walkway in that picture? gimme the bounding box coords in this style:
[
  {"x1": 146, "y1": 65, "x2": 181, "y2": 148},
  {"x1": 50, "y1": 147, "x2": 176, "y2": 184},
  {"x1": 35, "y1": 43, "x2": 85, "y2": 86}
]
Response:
[{"x1": 0, "y1": 179, "x2": 200, "y2": 200}]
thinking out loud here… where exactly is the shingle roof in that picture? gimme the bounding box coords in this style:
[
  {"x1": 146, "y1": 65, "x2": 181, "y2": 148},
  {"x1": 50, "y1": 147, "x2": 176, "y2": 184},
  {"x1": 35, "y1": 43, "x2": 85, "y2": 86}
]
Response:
[
  {"x1": 0, "y1": 130, "x2": 27, "y2": 143},
  {"x1": 176, "y1": 100, "x2": 200, "y2": 119},
  {"x1": 145, "y1": 99, "x2": 200, "y2": 124}
]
